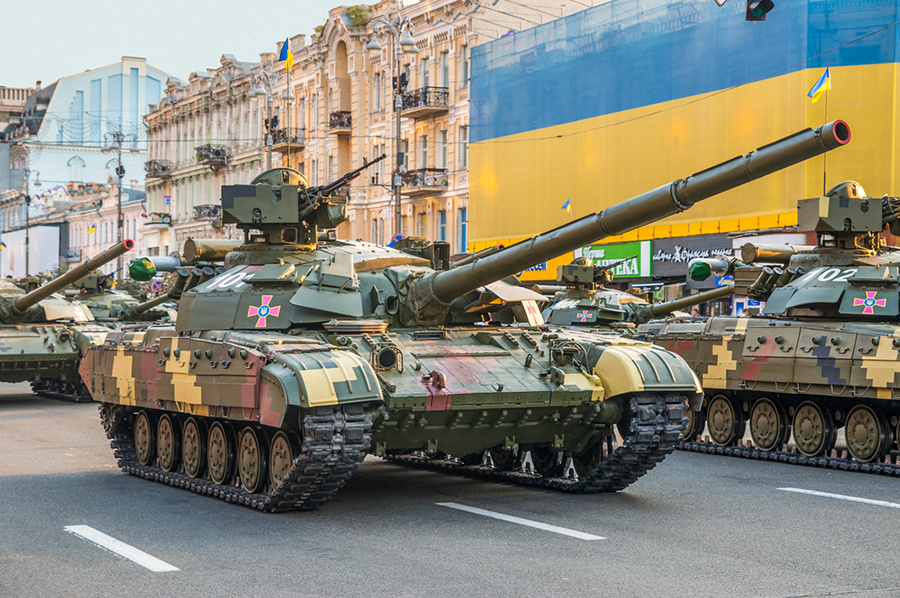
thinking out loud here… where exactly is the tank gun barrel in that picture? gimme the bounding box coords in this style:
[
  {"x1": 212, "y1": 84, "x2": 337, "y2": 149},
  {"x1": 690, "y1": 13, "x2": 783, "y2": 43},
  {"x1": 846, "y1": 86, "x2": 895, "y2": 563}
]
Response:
[
  {"x1": 419, "y1": 121, "x2": 850, "y2": 314},
  {"x1": 740, "y1": 243, "x2": 814, "y2": 264},
  {"x1": 125, "y1": 268, "x2": 190, "y2": 318},
  {"x1": 648, "y1": 285, "x2": 734, "y2": 318},
  {"x1": 8, "y1": 240, "x2": 134, "y2": 318},
  {"x1": 452, "y1": 244, "x2": 505, "y2": 268}
]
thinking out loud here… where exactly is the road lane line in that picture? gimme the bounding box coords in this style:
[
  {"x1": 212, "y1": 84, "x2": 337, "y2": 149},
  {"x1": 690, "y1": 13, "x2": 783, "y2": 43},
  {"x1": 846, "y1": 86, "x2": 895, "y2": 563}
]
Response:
[
  {"x1": 64, "y1": 525, "x2": 179, "y2": 572},
  {"x1": 778, "y1": 488, "x2": 900, "y2": 509},
  {"x1": 436, "y1": 502, "x2": 605, "y2": 540}
]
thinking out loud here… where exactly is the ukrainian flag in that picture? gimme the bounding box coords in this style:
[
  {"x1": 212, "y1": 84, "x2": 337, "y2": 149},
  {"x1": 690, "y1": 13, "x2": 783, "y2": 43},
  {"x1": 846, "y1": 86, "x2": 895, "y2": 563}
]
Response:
[
  {"x1": 88, "y1": 224, "x2": 96, "y2": 234},
  {"x1": 0, "y1": 241, "x2": 6, "y2": 250},
  {"x1": 808, "y1": 68, "x2": 832, "y2": 103},
  {"x1": 280, "y1": 38, "x2": 293, "y2": 70},
  {"x1": 562, "y1": 198, "x2": 571, "y2": 214}
]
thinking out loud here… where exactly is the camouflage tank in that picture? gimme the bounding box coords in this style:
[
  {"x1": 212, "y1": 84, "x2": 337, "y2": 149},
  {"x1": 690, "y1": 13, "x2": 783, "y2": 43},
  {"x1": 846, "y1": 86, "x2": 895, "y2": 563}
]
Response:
[
  {"x1": 641, "y1": 174, "x2": 900, "y2": 464},
  {"x1": 66, "y1": 273, "x2": 173, "y2": 322},
  {"x1": 80, "y1": 122, "x2": 849, "y2": 511},
  {"x1": 540, "y1": 257, "x2": 735, "y2": 327},
  {"x1": 0, "y1": 240, "x2": 134, "y2": 400}
]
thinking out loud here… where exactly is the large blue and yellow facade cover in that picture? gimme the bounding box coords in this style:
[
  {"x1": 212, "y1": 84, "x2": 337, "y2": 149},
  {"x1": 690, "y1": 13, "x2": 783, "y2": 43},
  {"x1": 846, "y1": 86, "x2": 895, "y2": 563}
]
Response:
[{"x1": 470, "y1": 0, "x2": 900, "y2": 280}]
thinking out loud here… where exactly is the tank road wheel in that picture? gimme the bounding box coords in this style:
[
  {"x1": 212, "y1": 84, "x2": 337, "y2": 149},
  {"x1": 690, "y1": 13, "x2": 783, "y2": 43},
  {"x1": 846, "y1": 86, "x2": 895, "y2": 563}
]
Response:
[
  {"x1": 531, "y1": 446, "x2": 563, "y2": 477},
  {"x1": 238, "y1": 427, "x2": 269, "y2": 494},
  {"x1": 459, "y1": 452, "x2": 484, "y2": 466},
  {"x1": 156, "y1": 414, "x2": 181, "y2": 472},
  {"x1": 269, "y1": 431, "x2": 299, "y2": 489},
  {"x1": 792, "y1": 401, "x2": 836, "y2": 457},
  {"x1": 572, "y1": 436, "x2": 616, "y2": 478},
  {"x1": 749, "y1": 398, "x2": 790, "y2": 452},
  {"x1": 706, "y1": 395, "x2": 745, "y2": 447},
  {"x1": 207, "y1": 421, "x2": 235, "y2": 485},
  {"x1": 182, "y1": 417, "x2": 207, "y2": 479},
  {"x1": 845, "y1": 405, "x2": 894, "y2": 463},
  {"x1": 133, "y1": 410, "x2": 156, "y2": 466},
  {"x1": 682, "y1": 403, "x2": 707, "y2": 442},
  {"x1": 489, "y1": 447, "x2": 518, "y2": 470}
]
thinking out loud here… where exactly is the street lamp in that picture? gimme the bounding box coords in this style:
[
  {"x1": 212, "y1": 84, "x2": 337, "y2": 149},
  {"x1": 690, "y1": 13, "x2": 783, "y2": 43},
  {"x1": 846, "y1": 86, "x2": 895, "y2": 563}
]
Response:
[
  {"x1": 102, "y1": 130, "x2": 139, "y2": 281},
  {"x1": 250, "y1": 68, "x2": 294, "y2": 172},
  {"x1": 21, "y1": 168, "x2": 40, "y2": 277},
  {"x1": 368, "y1": 12, "x2": 419, "y2": 238}
]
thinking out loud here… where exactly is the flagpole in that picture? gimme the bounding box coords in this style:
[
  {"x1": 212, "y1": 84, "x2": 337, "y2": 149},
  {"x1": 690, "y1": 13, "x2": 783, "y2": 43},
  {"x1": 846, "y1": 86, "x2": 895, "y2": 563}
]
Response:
[{"x1": 823, "y1": 91, "x2": 828, "y2": 195}]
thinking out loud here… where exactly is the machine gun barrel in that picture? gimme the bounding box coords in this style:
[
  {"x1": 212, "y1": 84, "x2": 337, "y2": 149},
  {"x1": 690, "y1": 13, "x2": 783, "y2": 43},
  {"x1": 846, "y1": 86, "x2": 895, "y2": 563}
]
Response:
[
  {"x1": 422, "y1": 121, "x2": 850, "y2": 308},
  {"x1": 10, "y1": 240, "x2": 134, "y2": 317},
  {"x1": 307, "y1": 154, "x2": 386, "y2": 197}
]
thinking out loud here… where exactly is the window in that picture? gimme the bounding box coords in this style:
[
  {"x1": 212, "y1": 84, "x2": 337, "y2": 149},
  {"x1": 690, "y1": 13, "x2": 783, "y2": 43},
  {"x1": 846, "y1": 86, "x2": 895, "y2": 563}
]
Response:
[
  {"x1": 68, "y1": 156, "x2": 86, "y2": 182},
  {"x1": 419, "y1": 135, "x2": 428, "y2": 168},
  {"x1": 460, "y1": 45, "x2": 469, "y2": 86},
  {"x1": 372, "y1": 218, "x2": 378, "y2": 243},
  {"x1": 299, "y1": 99, "x2": 306, "y2": 128},
  {"x1": 400, "y1": 139, "x2": 409, "y2": 170},
  {"x1": 459, "y1": 126, "x2": 468, "y2": 169},
  {"x1": 439, "y1": 210, "x2": 446, "y2": 241},
  {"x1": 374, "y1": 73, "x2": 382, "y2": 111},
  {"x1": 312, "y1": 159, "x2": 318, "y2": 186},
  {"x1": 418, "y1": 212, "x2": 426, "y2": 236},
  {"x1": 457, "y1": 207, "x2": 467, "y2": 253},
  {"x1": 421, "y1": 57, "x2": 429, "y2": 88},
  {"x1": 440, "y1": 52, "x2": 449, "y2": 87},
  {"x1": 379, "y1": 144, "x2": 385, "y2": 181},
  {"x1": 313, "y1": 94, "x2": 319, "y2": 130},
  {"x1": 378, "y1": 218, "x2": 384, "y2": 245},
  {"x1": 328, "y1": 154, "x2": 334, "y2": 182},
  {"x1": 402, "y1": 215, "x2": 408, "y2": 236},
  {"x1": 438, "y1": 130, "x2": 447, "y2": 169}
]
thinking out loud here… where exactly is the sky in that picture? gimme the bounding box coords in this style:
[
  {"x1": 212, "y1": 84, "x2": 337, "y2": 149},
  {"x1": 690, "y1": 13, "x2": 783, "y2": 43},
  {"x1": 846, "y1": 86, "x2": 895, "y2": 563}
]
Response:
[{"x1": 0, "y1": 0, "x2": 337, "y2": 89}]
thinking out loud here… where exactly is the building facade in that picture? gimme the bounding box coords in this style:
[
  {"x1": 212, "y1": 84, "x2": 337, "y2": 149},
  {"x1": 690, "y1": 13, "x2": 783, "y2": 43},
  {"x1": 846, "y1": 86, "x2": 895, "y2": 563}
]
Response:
[{"x1": 469, "y1": 0, "x2": 900, "y2": 296}]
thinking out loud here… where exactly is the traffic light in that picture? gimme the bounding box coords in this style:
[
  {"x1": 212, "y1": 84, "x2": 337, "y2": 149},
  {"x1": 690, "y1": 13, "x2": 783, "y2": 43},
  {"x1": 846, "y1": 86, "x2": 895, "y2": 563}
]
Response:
[
  {"x1": 746, "y1": 0, "x2": 774, "y2": 21},
  {"x1": 115, "y1": 165, "x2": 125, "y2": 177}
]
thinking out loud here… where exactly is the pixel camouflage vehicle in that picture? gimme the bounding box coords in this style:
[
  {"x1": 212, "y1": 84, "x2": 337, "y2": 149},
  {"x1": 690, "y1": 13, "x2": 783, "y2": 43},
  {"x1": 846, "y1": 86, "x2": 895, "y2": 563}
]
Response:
[{"x1": 81, "y1": 122, "x2": 848, "y2": 510}]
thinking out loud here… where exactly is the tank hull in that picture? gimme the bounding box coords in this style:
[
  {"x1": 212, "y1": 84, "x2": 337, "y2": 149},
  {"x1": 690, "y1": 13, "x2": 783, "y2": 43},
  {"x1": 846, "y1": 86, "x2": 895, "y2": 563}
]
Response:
[
  {"x1": 81, "y1": 324, "x2": 700, "y2": 510},
  {"x1": 643, "y1": 316, "x2": 900, "y2": 462}
]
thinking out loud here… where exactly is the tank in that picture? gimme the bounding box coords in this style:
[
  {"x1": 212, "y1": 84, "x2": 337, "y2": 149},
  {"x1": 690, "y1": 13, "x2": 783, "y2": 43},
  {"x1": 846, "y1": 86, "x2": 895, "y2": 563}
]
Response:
[
  {"x1": 80, "y1": 122, "x2": 850, "y2": 511},
  {"x1": 640, "y1": 174, "x2": 900, "y2": 464},
  {"x1": 0, "y1": 240, "x2": 134, "y2": 400},
  {"x1": 66, "y1": 273, "x2": 172, "y2": 322},
  {"x1": 540, "y1": 257, "x2": 735, "y2": 327}
]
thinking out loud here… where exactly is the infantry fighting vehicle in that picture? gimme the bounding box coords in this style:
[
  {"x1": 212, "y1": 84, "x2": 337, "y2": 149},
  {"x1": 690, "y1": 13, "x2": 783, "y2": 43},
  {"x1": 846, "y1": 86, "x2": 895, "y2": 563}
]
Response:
[
  {"x1": 642, "y1": 176, "x2": 900, "y2": 464},
  {"x1": 81, "y1": 122, "x2": 849, "y2": 511},
  {"x1": 0, "y1": 240, "x2": 133, "y2": 399}
]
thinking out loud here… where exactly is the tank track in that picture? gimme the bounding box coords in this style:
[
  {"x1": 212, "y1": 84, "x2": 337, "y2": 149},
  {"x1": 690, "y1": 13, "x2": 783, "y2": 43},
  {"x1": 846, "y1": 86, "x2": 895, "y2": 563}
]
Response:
[
  {"x1": 383, "y1": 393, "x2": 686, "y2": 493},
  {"x1": 99, "y1": 403, "x2": 372, "y2": 512},
  {"x1": 677, "y1": 439, "x2": 900, "y2": 477},
  {"x1": 31, "y1": 379, "x2": 92, "y2": 402}
]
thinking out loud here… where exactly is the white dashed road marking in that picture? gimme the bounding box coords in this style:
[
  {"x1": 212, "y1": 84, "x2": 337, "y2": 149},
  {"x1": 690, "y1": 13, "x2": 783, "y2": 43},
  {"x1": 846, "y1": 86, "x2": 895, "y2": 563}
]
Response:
[
  {"x1": 778, "y1": 488, "x2": 900, "y2": 509},
  {"x1": 64, "y1": 525, "x2": 179, "y2": 572},
  {"x1": 437, "y1": 502, "x2": 605, "y2": 540}
]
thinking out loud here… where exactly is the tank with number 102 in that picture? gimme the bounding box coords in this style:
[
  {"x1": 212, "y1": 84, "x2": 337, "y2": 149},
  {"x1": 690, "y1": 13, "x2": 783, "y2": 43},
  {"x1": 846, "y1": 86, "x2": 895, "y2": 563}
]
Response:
[
  {"x1": 80, "y1": 121, "x2": 849, "y2": 511},
  {"x1": 642, "y1": 171, "x2": 900, "y2": 464}
]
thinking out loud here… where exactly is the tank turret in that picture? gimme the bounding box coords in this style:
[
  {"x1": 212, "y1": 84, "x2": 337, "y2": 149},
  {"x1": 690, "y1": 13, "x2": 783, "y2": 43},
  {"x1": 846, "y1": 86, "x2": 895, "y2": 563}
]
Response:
[
  {"x1": 121, "y1": 268, "x2": 191, "y2": 319},
  {"x1": 0, "y1": 240, "x2": 134, "y2": 323}
]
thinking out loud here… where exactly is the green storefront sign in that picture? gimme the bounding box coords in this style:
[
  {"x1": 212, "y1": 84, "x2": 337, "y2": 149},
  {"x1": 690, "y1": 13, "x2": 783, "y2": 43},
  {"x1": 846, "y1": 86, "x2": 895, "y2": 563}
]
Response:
[{"x1": 578, "y1": 240, "x2": 652, "y2": 279}]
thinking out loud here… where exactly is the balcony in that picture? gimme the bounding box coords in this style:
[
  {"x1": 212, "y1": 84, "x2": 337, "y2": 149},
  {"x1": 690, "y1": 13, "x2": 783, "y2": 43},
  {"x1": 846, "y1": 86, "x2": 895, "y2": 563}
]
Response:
[
  {"x1": 193, "y1": 204, "x2": 222, "y2": 226},
  {"x1": 145, "y1": 159, "x2": 174, "y2": 179},
  {"x1": 145, "y1": 212, "x2": 172, "y2": 229},
  {"x1": 195, "y1": 144, "x2": 231, "y2": 170},
  {"x1": 326, "y1": 111, "x2": 352, "y2": 136},
  {"x1": 401, "y1": 87, "x2": 449, "y2": 119},
  {"x1": 271, "y1": 127, "x2": 305, "y2": 153},
  {"x1": 401, "y1": 168, "x2": 449, "y2": 197}
]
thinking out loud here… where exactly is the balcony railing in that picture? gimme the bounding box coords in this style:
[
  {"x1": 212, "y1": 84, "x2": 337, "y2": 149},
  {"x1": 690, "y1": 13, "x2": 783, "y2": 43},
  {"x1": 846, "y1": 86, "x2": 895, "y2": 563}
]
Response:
[
  {"x1": 401, "y1": 168, "x2": 449, "y2": 196},
  {"x1": 195, "y1": 144, "x2": 231, "y2": 169},
  {"x1": 145, "y1": 159, "x2": 174, "y2": 178},
  {"x1": 327, "y1": 111, "x2": 352, "y2": 135},
  {"x1": 271, "y1": 127, "x2": 306, "y2": 153},
  {"x1": 193, "y1": 204, "x2": 222, "y2": 226},
  {"x1": 401, "y1": 87, "x2": 450, "y2": 118}
]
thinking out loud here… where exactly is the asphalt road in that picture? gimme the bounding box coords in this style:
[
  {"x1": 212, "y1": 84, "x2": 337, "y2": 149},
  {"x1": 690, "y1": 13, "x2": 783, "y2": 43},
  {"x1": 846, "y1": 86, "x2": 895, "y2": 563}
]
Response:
[{"x1": 2, "y1": 384, "x2": 899, "y2": 598}]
